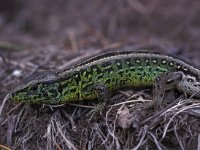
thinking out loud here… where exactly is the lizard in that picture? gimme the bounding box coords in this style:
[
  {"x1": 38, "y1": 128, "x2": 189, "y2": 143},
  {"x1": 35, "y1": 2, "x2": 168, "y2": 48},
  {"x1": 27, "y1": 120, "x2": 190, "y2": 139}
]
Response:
[{"x1": 10, "y1": 50, "x2": 200, "y2": 108}]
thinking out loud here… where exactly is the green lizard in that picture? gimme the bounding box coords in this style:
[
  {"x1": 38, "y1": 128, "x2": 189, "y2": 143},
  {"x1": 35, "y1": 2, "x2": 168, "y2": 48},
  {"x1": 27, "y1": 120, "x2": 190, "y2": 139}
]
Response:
[{"x1": 10, "y1": 50, "x2": 200, "y2": 107}]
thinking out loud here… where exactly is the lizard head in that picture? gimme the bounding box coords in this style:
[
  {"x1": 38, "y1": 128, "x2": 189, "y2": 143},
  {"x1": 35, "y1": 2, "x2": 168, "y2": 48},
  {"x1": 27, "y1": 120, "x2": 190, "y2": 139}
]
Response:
[
  {"x1": 10, "y1": 71, "x2": 62, "y2": 104},
  {"x1": 177, "y1": 74, "x2": 200, "y2": 98}
]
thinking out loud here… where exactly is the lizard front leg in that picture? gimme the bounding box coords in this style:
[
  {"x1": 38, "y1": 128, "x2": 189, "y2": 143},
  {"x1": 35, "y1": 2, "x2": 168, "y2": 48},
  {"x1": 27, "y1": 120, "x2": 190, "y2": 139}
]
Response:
[{"x1": 86, "y1": 83, "x2": 109, "y2": 120}]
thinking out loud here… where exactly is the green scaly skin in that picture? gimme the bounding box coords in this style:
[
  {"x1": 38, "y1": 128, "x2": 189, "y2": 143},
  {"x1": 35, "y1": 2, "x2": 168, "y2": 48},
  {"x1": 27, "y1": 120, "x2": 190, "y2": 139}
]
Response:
[{"x1": 11, "y1": 51, "x2": 200, "y2": 104}]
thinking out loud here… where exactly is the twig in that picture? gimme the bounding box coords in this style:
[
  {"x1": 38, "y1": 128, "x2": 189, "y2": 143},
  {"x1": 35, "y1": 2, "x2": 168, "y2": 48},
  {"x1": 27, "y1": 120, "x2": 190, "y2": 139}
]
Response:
[
  {"x1": 131, "y1": 125, "x2": 148, "y2": 150},
  {"x1": 68, "y1": 29, "x2": 78, "y2": 52},
  {"x1": 56, "y1": 122, "x2": 77, "y2": 150},
  {"x1": 148, "y1": 132, "x2": 163, "y2": 150},
  {"x1": 110, "y1": 99, "x2": 152, "y2": 107},
  {"x1": 6, "y1": 103, "x2": 22, "y2": 116},
  {"x1": 67, "y1": 103, "x2": 96, "y2": 109},
  {"x1": 162, "y1": 103, "x2": 200, "y2": 139},
  {"x1": 126, "y1": 0, "x2": 149, "y2": 14},
  {"x1": 0, "y1": 144, "x2": 11, "y2": 150},
  {"x1": 0, "y1": 94, "x2": 10, "y2": 118}
]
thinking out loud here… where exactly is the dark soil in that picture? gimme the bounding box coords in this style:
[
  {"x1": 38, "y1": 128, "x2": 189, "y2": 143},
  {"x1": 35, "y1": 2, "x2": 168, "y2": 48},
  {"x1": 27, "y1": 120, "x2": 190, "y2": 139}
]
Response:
[{"x1": 0, "y1": 0, "x2": 200, "y2": 149}]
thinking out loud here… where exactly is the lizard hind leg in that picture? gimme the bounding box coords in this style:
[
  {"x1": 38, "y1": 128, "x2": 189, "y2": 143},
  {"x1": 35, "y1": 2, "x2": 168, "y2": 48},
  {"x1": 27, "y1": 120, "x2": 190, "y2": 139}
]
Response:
[
  {"x1": 177, "y1": 75, "x2": 200, "y2": 98},
  {"x1": 153, "y1": 71, "x2": 184, "y2": 109}
]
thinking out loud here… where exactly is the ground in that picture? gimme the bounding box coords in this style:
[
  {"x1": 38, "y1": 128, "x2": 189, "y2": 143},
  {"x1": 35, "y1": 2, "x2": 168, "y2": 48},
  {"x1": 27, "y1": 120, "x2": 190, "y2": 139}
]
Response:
[{"x1": 0, "y1": 0, "x2": 200, "y2": 149}]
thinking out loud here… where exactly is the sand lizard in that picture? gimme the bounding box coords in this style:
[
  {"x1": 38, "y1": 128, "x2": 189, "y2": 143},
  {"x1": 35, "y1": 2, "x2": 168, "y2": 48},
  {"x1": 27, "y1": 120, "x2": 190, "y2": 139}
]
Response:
[{"x1": 10, "y1": 50, "x2": 200, "y2": 107}]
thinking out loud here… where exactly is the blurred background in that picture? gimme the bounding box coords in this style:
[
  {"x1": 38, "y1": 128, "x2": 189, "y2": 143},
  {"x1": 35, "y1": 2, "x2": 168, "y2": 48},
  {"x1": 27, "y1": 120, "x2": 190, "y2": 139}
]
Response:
[{"x1": 0, "y1": 0, "x2": 200, "y2": 53}]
